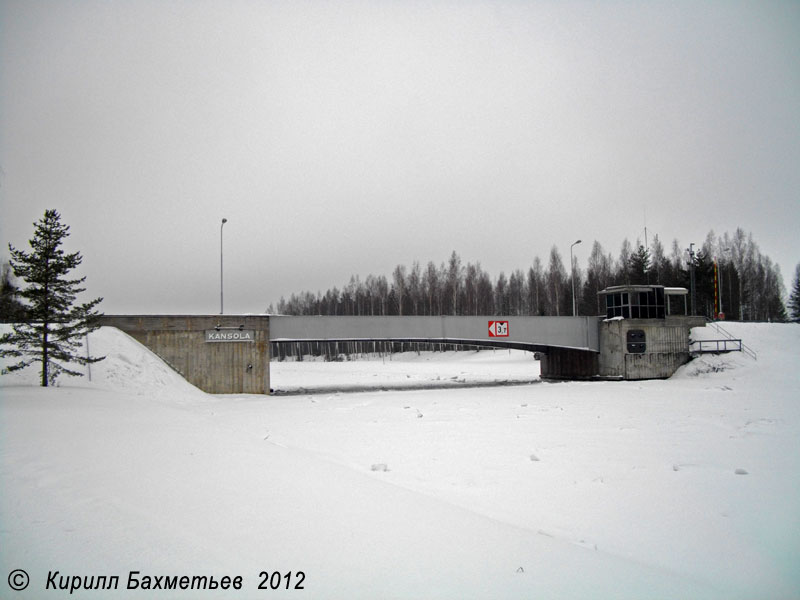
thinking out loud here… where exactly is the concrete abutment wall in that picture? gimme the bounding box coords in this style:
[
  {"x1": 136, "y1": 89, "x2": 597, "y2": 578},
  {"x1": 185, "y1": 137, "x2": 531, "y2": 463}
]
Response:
[{"x1": 100, "y1": 315, "x2": 270, "y2": 394}]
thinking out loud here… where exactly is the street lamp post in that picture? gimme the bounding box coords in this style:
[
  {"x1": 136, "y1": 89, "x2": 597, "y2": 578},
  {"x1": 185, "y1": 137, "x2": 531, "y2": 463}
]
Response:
[
  {"x1": 570, "y1": 239, "x2": 582, "y2": 316},
  {"x1": 220, "y1": 218, "x2": 227, "y2": 314}
]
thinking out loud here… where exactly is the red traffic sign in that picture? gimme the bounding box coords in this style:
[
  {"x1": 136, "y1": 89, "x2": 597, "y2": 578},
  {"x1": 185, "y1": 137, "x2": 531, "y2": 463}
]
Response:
[{"x1": 488, "y1": 320, "x2": 509, "y2": 337}]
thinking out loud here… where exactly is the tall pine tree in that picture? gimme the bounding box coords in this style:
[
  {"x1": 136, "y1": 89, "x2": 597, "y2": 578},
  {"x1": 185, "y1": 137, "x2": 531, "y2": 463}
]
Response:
[{"x1": 0, "y1": 210, "x2": 104, "y2": 386}]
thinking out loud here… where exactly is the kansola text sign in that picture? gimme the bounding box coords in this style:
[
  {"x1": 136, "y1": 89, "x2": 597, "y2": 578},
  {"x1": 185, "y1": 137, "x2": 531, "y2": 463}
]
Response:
[{"x1": 205, "y1": 329, "x2": 256, "y2": 343}]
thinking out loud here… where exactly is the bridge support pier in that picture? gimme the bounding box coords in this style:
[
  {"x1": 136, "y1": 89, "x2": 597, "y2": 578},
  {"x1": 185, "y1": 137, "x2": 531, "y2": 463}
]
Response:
[{"x1": 539, "y1": 347, "x2": 599, "y2": 380}]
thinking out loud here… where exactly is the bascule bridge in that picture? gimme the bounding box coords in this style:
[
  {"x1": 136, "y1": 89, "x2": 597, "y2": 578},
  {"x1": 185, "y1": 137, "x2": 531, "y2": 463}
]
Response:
[{"x1": 101, "y1": 285, "x2": 705, "y2": 394}]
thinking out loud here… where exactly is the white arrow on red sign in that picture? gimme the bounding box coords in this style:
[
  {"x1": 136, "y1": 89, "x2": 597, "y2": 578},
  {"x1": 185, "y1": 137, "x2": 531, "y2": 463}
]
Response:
[{"x1": 488, "y1": 320, "x2": 509, "y2": 337}]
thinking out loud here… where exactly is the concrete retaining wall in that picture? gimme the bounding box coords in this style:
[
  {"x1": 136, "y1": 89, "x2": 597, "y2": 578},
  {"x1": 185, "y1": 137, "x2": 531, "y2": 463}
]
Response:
[{"x1": 100, "y1": 315, "x2": 270, "y2": 394}]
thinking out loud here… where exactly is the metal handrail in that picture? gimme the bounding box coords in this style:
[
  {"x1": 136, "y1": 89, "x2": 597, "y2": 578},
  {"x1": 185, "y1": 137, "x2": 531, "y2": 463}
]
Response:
[
  {"x1": 690, "y1": 339, "x2": 742, "y2": 353},
  {"x1": 700, "y1": 319, "x2": 758, "y2": 360}
]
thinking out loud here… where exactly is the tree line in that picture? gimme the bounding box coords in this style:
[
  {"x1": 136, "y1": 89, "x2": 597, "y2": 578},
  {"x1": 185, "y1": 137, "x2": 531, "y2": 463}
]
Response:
[{"x1": 270, "y1": 228, "x2": 790, "y2": 323}]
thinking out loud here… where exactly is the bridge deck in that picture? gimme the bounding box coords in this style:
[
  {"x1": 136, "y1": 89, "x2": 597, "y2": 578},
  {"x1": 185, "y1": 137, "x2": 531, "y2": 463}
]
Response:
[{"x1": 269, "y1": 316, "x2": 600, "y2": 353}]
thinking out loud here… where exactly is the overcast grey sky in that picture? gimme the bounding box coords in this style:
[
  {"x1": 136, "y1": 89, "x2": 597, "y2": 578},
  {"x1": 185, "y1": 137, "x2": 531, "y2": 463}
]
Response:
[{"x1": 1, "y1": 0, "x2": 798, "y2": 314}]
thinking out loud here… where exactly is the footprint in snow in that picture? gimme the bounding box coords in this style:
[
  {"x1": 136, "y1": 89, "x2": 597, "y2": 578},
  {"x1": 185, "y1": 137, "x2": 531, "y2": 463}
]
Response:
[{"x1": 672, "y1": 463, "x2": 698, "y2": 471}]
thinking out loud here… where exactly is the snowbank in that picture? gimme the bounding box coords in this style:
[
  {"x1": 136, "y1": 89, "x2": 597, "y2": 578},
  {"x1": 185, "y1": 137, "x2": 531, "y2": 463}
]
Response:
[{"x1": 0, "y1": 325, "x2": 203, "y2": 398}]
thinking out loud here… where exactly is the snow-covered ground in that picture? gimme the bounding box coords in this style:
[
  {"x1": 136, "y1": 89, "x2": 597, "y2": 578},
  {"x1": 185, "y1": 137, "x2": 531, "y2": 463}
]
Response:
[{"x1": 1, "y1": 323, "x2": 799, "y2": 599}]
